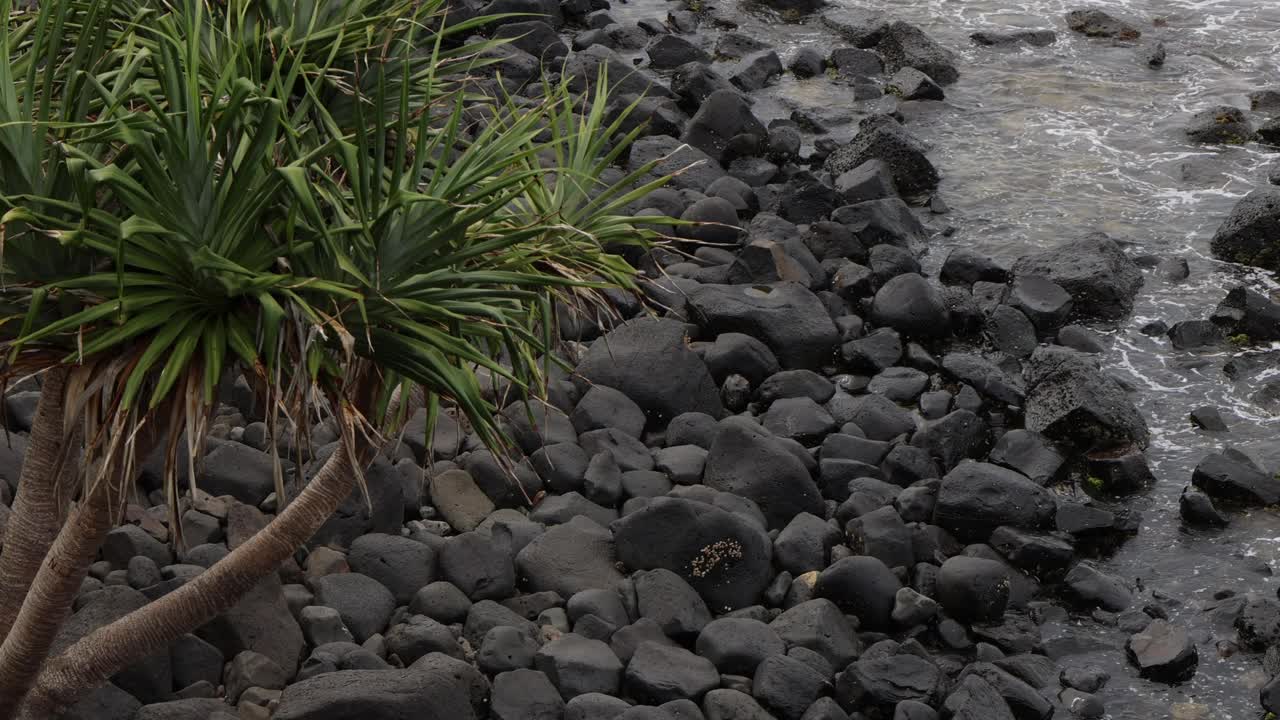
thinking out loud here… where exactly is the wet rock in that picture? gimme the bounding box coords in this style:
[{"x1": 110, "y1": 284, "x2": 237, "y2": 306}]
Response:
[
  {"x1": 1167, "y1": 320, "x2": 1226, "y2": 350},
  {"x1": 1012, "y1": 234, "x2": 1142, "y2": 321},
  {"x1": 989, "y1": 526, "x2": 1073, "y2": 575},
  {"x1": 625, "y1": 642, "x2": 720, "y2": 704},
  {"x1": 1143, "y1": 40, "x2": 1167, "y2": 67},
  {"x1": 682, "y1": 90, "x2": 767, "y2": 163},
  {"x1": 1211, "y1": 285, "x2": 1280, "y2": 343},
  {"x1": 567, "y1": 45, "x2": 668, "y2": 98},
  {"x1": 941, "y1": 353, "x2": 1024, "y2": 406},
  {"x1": 614, "y1": 496, "x2": 773, "y2": 611},
  {"x1": 1191, "y1": 451, "x2": 1280, "y2": 506},
  {"x1": 870, "y1": 274, "x2": 950, "y2": 339},
  {"x1": 1063, "y1": 561, "x2": 1132, "y2": 611},
  {"x1": 833, "y1": 198, "x2": 928, "y2": 251},
  {"x1": 1179, "y1": 487, "x2": 1229, "y2": 527},
  {"x1": 647, "y1": 34, "x2": 710, "y2": 70},
  {"x1": 493, "y1": 20, "x2": 568, "y2": 61},
  {"x1": 1185, "y1": 106, "x2": 1254, "y2": 144},
  {"x1": 1024, "y1": 348, "x2": 1150, "y2": 449},
  {"x1": 934, "y1": 461, "x2": 1056, "y2": 541},
  {"x1": 876, "y1": 21, "x2": 959, "y2": 85},
  {"x1": 887, "y1": 67, "x2": 944, "y2": 101},
  {"x1": 824, "y1": 115, "x2": 939, "y2": 199},
  {"x1": 1057, "y1": 325, "x2": 1108, "y2": 354},
  {"x1": 829, "y1": 47, "x2": 883, "y2": 78},
  {"x1": 944, "y1": 674, "x2": 1016, "y2": 720},
  {"x1": 957, "y1": 663, "x2": 1051, "y2": 720},
  {"x1": 1210, "y1": 188, "x2": 1280, "y2": 271},
  {"x1": 770, "y1": 599, "x2": 861, "y2": 668},
  {"x1": 988, "y1": 430, "x2": 1063, "y2": 485},
  {"x1": 1065, "y1": 9, "x2": 1141, "y2": 39},
  {"x1": 834, "y1": 160, "x2": 898, "y2": 205},
  {"x1": 986, "y1": 305, "x2": 1038, "y2": 358},
  {"x1": 1126, "y1": 620, "x2": 1198, "y2": 683},
  {"x1": 730, "y1": 50, "x2": 784, "y2": 93},
  {"x1": 970, "y1": 30, "x2": 1056, "y2": 47},
  {"x1": 687, "y1": 283, "x2": 840, "y2": 370},
  {"x1": 1237, "y1": 597, "x2": 1280, "y2": 650},
  {"x1": 577, "y1": 317, "x2": 723, "y2": 425}
]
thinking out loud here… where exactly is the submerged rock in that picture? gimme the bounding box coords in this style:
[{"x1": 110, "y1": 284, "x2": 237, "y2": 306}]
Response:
[
  {"x1": 1185, "y1": 106, "x2": 1254, "y2": 145},
  {"x1": 1065, "y1": 9, "x2": 1141, "y2": 39}
]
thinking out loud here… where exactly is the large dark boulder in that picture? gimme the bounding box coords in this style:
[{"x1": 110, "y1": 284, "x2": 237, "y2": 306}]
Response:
[
  {"x1": 875, "y1": 21, "x2": 959, "y2": 85},
  {"x1": 517, "y1": 515, "x2": 624, "y2": 596},
  {"x1": 565, "y1": 46, "x2": 670, "y2": 99},
  {"x1": 628, "y1": 134, "x2": 726, "y2": 192},
  {"x1": 681, "y1": 90, "x2": 767, "y2": 163},
  {"x1": 870, "y1": 274, "x2": 950, "y2": 339},
  {"x1": 576, "y1": 317, "x2": 723, "y2": 426},
  {"x1": 613, "y1": 496, "x2": 773, "y2": 611},
  {"x1": 934, "y1": 461, "x2": 1056, "y2": 541},
  {"x1": 1023, "y1": 348, "x2": 1149, "y2": 449},
  {"x1": 1210, "y1": 188, "x2": 1280, "y2": 272},
  {"x1": 702, "y1": 421, "x2": 824, "y2": 529},
  {"x1": 1191, "y1": 451, "x2": 1280, "y2": 506},
  {"x1": 1010, "y1": 234, "x2": 1142, "y2": 321},
  {"x1": 275, "y1": 668, "x2": 479, "y2": 720},
  {"x1": 824, "y1": 115, "x2": 939, "y2": 199},
  {"x1": 1211, "y1": 286, "x2": 1280, "y2": 343},
  {"x1": 685, "y1": 283, "x2": 840, "y2": 370},
  {"x1": 1185, "y1": 106, "x2": 1253, "y2": 145}
]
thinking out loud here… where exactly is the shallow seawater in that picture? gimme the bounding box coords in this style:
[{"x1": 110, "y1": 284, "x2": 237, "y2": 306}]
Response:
[{"x1": 610, "y1": 0, "x2": 1280, "y2": 714}]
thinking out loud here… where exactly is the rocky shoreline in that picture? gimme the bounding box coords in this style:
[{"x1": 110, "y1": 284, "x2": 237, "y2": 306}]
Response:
[{"x1": 4, "y1": 2, "x2": 1280, "y2": 720}]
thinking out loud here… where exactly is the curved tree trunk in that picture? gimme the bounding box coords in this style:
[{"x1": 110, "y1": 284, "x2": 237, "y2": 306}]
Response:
[
  {"x1": 16, "y1": 431, "x2": 360, "y2": 718},
  {"x1": 0, "y1": 367, "x2": 71, "y2": 641},
  {"x1": 0, "y1": 481, "x2": 115, "y2": 716}
]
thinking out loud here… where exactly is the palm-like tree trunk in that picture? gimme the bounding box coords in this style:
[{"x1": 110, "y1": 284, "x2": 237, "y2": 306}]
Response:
[
  {"x1": 0, "y1": 479, "x2": 115, "y2": 716},
  {"x1": 15, "y1": 431, "x2": 360, "y2": 718},
  {"x1": 0, "y1": 368, "x2": 71, "y2": 641}
]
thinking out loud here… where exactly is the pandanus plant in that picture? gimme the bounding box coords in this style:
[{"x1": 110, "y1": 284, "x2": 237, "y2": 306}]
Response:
[{"x1": 0, "y1": 0, "x2": 669, "y2": 715}]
